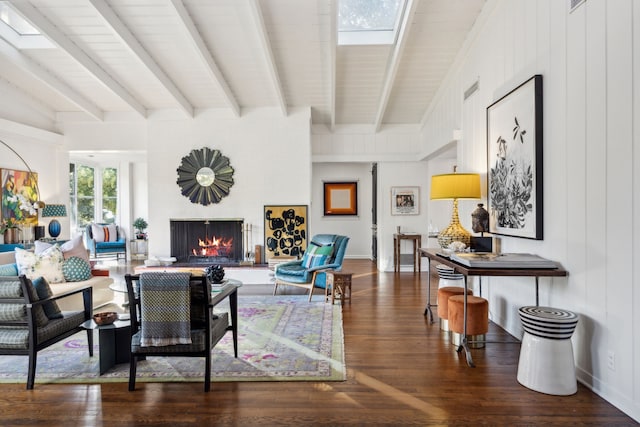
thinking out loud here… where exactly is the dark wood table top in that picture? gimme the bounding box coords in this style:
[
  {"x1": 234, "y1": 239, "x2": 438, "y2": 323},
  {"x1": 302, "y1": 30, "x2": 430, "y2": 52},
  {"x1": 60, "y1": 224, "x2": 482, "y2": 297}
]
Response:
[{"x1": 419, "y1": 248, "x2": 567, "y2": 277}]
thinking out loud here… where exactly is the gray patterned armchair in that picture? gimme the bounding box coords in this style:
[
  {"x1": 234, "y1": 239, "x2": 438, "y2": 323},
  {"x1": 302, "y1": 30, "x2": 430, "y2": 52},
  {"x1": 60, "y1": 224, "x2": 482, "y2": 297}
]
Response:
[
  {"x1": 124, "y1": 272, "x2": 235, "y2": 391},
  {"x1": 0, "y1": 275, "x2": 93, "y2": 389}
]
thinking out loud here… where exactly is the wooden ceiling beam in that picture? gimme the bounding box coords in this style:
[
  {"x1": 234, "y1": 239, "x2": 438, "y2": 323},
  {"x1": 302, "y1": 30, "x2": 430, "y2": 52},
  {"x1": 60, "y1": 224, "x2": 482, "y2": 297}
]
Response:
[
  {"x1": 89, "y1": 0, "x2": 193, "y2": 118},
  {"x1": 0, "y1": 37, "x2": 103, "y2": 121},
  {"x1": 247, "y1": 0, "x2": 287, "y2": 116},
  {"x1": 373, "y1": 0, "x2": 418, "y2": 132},
  {"x1": 170, "y1": 0, "x2": 240, "y2": 117},
  {"x1": 10, "y1": 0, "x2": 146, "y2": 118}
]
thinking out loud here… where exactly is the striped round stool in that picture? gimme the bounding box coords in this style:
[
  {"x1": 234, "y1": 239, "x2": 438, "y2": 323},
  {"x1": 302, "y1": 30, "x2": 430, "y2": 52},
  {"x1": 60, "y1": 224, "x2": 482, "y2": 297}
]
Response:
[
  {"x1": 517, "y1": 306, "x2": 579, "y2": 396},
  {"x1": 437, "y1": 286, "x2": 472, "y2": 332},
  {"x1": 436, "y1": 264, "x2": 465, "y2": 288},
  {"x1": 448, "y1": 295, "x2": 489, "y2": 349}
]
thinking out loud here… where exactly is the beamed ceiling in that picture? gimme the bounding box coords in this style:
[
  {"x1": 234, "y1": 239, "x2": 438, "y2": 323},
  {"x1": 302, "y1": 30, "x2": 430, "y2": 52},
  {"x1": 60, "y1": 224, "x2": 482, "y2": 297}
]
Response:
[{"x1": 0, "y1": 0, "x2": 486, "y2": 130}]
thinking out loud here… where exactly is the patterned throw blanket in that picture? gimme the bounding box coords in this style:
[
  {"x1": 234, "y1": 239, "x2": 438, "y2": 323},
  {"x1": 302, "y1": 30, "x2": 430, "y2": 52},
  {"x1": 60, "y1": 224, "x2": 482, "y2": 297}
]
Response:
[{"x1": 139, "y1": 272, "x2": 192, "y2": 347}]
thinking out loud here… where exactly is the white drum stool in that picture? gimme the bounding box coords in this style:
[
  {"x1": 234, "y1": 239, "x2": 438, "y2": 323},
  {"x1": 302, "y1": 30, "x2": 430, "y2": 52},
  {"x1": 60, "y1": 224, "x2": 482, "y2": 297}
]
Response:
[
  {"x1": 436, "y1": 264, "x2": 464, "y2": 288},
  {"x1": 517, "y1": 306, "x2": 579, "y2": 395}
]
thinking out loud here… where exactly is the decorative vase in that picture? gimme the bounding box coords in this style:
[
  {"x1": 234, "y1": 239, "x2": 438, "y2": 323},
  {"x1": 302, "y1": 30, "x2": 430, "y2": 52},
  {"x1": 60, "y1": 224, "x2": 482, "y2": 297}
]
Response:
[{"x1": 3, "y1": 229, "x2": 18, "y2": 244}]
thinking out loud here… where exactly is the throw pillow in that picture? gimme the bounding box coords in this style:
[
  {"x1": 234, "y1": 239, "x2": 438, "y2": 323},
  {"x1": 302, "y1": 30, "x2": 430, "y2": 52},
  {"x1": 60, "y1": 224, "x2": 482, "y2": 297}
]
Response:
[
  {"x1": 34, "y1": 240, "x2": 54, "y2": 254},
  {"x1": 31, "y1": 276, "x2": 63, "y2": 319},
  {"x1": 302, "y1": 244, "x2": 334, "y2": 269},
  {"x1": 0, "y1": 263, "x2": 18, "y2": 276},
  {"x1": 62, "y1": 256, "x2": 92, "y2": 282},
  {"x1": 36, "y1": 236, "x2": 91, "y2": 263},
  {"x1": 91, "y1": 224, "x2": 118, "y2": 243},
  {"x1": 15, "y1": 246, "x2": 65, "y2": 284},
  {"x1": 0, "y1": 276, "x2": 49, "y2": 327},
  {"x1": 60, "y1": 235, "x2": 90, "y2": 262}
]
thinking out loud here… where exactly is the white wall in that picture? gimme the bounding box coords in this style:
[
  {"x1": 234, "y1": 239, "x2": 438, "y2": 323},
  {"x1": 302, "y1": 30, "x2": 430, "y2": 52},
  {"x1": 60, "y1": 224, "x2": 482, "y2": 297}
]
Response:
[
  {"x1": 420, "y1": 0, "x2": 639, "y2": 420},
  {"x1": 0, "y1": 125, "x2": 68, "y2": 241},
  {"x1": 146, "y1": 108, "x2": 312, "y2": 257},
  {"x1": 311, "y1": 162, "x2": 372, "y2": 259}
]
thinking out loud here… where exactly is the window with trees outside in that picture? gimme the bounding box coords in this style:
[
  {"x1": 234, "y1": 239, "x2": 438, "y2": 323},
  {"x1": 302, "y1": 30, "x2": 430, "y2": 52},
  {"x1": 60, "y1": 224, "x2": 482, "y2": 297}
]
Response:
[{"x1": 69, "y1": 164, "x2": 118, "y2": 236}]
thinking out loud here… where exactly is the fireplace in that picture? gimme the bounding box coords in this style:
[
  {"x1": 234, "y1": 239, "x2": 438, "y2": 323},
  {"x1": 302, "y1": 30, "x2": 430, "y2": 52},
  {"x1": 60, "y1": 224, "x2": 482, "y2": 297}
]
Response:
[{"x1": 170, "y1": 219, "x2": 243, "y2": 265}]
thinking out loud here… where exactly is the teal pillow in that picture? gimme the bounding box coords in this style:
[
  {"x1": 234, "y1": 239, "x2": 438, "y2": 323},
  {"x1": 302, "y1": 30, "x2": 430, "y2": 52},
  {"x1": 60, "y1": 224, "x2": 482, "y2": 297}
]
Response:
[
  {"x1": 31, "y1": 276, "x2": 63, "y2": 319},
  {"x1": 0, "y1": 263, "x2": 18, "y2": 276},
  {"x1": 62, "y1": 257, "x2": 92, "y2": 282}
]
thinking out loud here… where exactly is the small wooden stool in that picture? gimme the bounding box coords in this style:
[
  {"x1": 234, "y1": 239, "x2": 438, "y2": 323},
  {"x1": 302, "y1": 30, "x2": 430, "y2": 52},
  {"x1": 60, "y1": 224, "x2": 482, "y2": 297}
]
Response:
[
  {"x1": 437, "y1": 286, "x2": 472, "y2": 332},
  {"x1": 448, "y1": 295, "x2": 489, "y2": 349},
  {"x1": 325, "y1": 272, "x2": 352, "y2": 305}
]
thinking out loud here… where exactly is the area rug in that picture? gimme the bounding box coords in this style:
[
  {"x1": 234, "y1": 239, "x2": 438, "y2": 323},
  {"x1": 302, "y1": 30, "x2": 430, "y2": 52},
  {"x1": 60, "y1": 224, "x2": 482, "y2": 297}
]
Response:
[{"x1": 0, "y1": 295, "x2": 345, "y2": 385}]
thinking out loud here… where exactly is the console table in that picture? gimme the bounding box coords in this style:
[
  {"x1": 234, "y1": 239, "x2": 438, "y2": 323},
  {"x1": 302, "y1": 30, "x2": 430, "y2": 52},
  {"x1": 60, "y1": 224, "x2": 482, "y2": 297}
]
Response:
[
  {"x1": 393, "y1": 233, "x2": 422, "y2": 272},
  {"x1": 420, "y1": 248, "x2": 567, "y2": 367}
]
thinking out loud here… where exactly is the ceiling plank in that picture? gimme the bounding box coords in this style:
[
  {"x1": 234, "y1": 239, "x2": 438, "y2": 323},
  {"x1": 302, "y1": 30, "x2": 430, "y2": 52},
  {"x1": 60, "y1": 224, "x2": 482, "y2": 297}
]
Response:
[
  {"x1": 89, "y1": 0, "x2": 193, "y2": 118},
  {"x1": 329, "y1": 0, "x2": 336, "y2": 130},
  {"x1": 169, "y1": 0, "x2": 239, "y2": 117},
  {"x1": 247, "y1": 0, "x2": 287, "y2": 116},
  {"x1": 9, "y1": 0, "x2": 147, "y2": 118},
  {"x1": 373, "y1": 0, "x2": 419, "y2": 132},
  {"x1": 0, "y1": 38, "x2": 103, "y2": 121},
  {"x1": 0, "y1": 75, "x2": 56, "y2": 122}
]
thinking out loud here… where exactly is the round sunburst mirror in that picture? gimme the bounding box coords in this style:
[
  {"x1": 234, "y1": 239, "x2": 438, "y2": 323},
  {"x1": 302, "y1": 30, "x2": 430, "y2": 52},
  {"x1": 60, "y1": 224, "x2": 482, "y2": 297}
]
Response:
[{"x1": 176, "y1": 147, "x2": 234, "y2": 205}]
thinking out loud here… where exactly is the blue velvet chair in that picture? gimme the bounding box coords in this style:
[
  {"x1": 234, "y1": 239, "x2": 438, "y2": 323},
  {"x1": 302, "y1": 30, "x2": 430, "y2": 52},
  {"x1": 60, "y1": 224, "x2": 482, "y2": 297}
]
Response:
[
  {"x1": 273, "y1": 234, "x2": 349, "y2": 302},
  {"x1": 85, "y1": 223, "x2": 127, "y2": 260}
]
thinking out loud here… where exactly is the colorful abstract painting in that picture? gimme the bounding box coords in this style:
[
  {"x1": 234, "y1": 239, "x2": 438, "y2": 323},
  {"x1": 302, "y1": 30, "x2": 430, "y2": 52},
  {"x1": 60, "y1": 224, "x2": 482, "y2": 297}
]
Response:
[{"x1": 1, "y1": 168, "x2": 39, "y2": 225}]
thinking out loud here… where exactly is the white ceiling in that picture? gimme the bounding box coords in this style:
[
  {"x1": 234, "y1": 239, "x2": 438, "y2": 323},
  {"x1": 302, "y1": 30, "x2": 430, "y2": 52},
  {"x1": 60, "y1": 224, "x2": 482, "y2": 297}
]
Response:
[{"x1": 1, "y1": 0, "x2": 486, "y2": 129}]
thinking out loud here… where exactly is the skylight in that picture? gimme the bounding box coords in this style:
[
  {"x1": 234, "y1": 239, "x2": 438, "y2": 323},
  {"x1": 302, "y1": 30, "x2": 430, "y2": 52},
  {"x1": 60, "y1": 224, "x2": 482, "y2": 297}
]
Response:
[
  {"x1": 338, "y1": 0, "x2": 407, "y2": 45},
  {"x1": 0, "y1": 1, "x2": 53, "y2": 49}
]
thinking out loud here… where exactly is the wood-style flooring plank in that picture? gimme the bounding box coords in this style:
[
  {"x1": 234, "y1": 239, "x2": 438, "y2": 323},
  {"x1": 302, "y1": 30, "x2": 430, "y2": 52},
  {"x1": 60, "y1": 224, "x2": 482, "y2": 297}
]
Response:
[{"x1": 0, "y1": 259, "x2": 635, "y2": 426}]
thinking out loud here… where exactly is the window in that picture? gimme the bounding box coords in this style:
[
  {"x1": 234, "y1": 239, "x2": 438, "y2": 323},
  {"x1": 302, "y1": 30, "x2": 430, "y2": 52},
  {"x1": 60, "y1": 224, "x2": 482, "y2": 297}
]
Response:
[
  {"x1": 69, "y1": 163, "x2": 118, "y2": 236},
  {"x1": 338, "y1": 0, "x2": 407, "y2": 45},
  {"x1": 0, "y1": 1, "x2": 54, "y2": 49}
]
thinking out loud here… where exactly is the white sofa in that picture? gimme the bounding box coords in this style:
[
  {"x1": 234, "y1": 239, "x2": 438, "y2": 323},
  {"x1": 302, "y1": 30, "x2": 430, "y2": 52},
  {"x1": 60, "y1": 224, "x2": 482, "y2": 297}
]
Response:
[{"x1": 0, "y1": 251, "x2": 114, "y2": 311}]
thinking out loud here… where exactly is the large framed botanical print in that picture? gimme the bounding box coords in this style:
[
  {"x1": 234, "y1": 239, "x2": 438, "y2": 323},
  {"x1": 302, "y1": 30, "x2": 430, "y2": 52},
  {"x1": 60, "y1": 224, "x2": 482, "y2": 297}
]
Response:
[
  {"x1": 263, "y1": 205, "x2": 308, "y2": 260},
  {"x1": 486, "y1": 74, "x2": 543, "y2": 240}
]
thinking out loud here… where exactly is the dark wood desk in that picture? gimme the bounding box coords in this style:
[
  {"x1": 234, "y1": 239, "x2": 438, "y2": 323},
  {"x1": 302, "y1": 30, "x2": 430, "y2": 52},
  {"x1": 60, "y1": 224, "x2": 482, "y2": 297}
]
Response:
[
  {"x1": 394, "y1": 233, "x2": 422, "y2": 272},
  {"x1": 420, "y1": 248, "x2": 567, "y2": 367}
]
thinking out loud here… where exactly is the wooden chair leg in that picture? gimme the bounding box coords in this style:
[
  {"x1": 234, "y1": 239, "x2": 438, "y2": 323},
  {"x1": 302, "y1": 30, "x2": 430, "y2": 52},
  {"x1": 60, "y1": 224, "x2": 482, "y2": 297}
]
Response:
[
  {"x1": 27, "y1": 350, "x2": 37, "y2": 390},
  {"x1": 86, "y1": 329, "x2": 94, "y2": 357},
  {"x1": 204, "y1": 354, "x2": 211, "y2": 392},
  {"x1": 128, "y1": 356, "x2": 137, "y2": 391}
]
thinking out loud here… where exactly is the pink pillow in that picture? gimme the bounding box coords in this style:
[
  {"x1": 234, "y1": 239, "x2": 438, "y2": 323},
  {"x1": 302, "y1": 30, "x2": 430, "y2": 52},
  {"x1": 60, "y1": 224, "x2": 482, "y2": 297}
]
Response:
[
  {"x1": 35, "y1": 235, "x2": 90, "y2": 263},
  {"x1": 60, "y1": 235, "x2": 90, "y2": 262}
]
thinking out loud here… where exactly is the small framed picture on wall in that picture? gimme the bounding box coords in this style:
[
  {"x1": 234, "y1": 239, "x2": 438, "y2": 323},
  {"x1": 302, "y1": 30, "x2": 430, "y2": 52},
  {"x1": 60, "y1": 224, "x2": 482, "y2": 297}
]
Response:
[{"x1": 391, "y1": 186, "x2": 419, "y2": 215}]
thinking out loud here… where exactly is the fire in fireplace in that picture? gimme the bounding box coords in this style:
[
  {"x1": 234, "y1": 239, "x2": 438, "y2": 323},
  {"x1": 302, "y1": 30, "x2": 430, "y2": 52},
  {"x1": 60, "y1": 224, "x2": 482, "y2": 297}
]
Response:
[
  {"x1": 170, "y1": 219, "x2": 243, "y2": 265},
  {"x1": 192, "y1": 235, "x2": 233, "y2": 258}
]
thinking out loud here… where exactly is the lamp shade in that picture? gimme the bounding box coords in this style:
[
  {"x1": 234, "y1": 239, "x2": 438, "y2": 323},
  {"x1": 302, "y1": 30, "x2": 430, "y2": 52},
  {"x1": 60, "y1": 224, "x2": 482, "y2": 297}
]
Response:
[
  {"x1": 430, "y1": 173, "x2": 481, "y2": 200},
  {"x1": 41, "y1": 204, "x2": 67, "y2": 218}
]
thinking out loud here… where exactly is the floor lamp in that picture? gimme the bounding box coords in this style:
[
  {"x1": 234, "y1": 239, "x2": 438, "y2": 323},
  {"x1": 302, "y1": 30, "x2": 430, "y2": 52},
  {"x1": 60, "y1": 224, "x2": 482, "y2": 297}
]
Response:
[
  {"x1": 0, "y1": 138, "x2": 46, "y2": 241},
  {"x1": 430, "y1": 169, "x2": 481, "y2": 249}
]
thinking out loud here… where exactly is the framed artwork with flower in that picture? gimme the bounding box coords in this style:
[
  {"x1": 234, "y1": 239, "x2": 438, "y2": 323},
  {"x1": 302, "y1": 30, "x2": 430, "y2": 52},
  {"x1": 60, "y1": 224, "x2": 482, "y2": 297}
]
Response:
[
  {"x1": 486, "y1": 74, "x2": 543, "y2": 240},
  {"x1": 1, "y1": 168, "x2": 39, "y2": 225}
]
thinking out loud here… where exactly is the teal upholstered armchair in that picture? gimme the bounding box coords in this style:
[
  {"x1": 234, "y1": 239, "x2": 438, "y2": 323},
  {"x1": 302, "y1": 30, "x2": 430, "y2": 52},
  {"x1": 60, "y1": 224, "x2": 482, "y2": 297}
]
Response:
[
  {"x1": 85, "y1": 223, "x2": 127, "y2": 260},
  {"x1": 273, "y1": 234, "x2": 349, "y2": 301}
]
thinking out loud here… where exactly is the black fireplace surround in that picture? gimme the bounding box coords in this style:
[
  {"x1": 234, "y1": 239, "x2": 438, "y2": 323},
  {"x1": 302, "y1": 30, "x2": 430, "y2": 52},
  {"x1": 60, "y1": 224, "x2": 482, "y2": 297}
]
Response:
[{"x1": 170, "y1": 219, "x2": 243, "y2": 265}]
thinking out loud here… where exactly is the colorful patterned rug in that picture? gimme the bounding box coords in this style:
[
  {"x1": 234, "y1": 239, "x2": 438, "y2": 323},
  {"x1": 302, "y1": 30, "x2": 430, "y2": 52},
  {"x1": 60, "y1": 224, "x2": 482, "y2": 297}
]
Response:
[{"x1": 0, "y1": 295, "x2": 345, "y2": 384}]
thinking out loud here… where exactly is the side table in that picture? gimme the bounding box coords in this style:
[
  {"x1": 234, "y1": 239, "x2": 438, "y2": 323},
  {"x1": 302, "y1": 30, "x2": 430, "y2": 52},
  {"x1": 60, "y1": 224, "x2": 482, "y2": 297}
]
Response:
[
  {"x1": 393, "y1": 233, "x2": 422, "y2": 272},
  {"x1": 325, "y1": 271, "x2": 352, "y2": 305},
  {"x1": 130, "y1": 239, "x2": 148, "y2": 260},
  {"x1": 80, "y1": 318, "x2": 131, "y2": 374}
]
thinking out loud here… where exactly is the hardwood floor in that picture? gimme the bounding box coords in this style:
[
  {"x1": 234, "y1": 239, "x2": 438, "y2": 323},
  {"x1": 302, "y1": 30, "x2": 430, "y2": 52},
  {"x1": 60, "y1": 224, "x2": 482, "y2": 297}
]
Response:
[{"x1": 0, "y1": 259, "x2": 636, "y2": 426}]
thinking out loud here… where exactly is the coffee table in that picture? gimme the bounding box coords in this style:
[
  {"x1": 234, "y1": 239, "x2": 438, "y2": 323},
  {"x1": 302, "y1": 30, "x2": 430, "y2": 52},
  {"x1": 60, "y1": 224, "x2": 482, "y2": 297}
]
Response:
[{"x1": 81, "y1": 318, "x2": 131, "y2": 375}]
